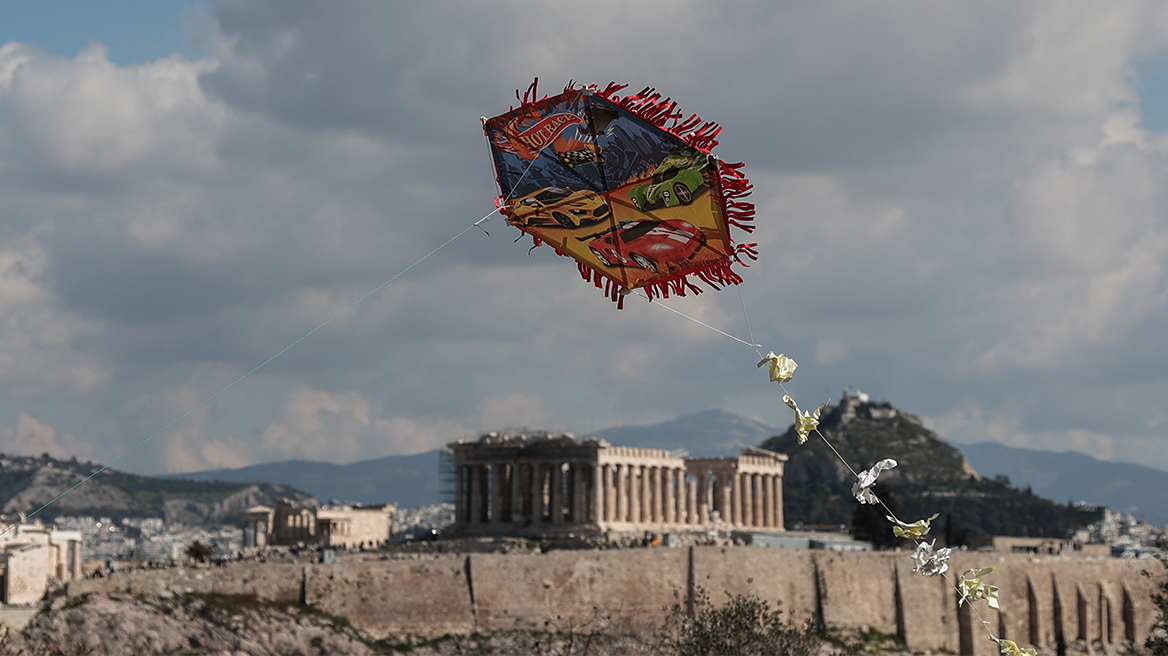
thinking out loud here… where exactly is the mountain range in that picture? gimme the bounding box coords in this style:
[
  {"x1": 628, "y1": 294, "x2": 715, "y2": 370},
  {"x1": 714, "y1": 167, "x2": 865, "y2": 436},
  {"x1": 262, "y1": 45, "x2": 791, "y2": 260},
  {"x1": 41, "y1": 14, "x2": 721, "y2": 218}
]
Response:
[
  {"x1": 960, "y1": 442, "x2": 1168, "y2": 525},
  {"x1": 0, "y1": 453, "x2": 313, "y2": 524},
  {"x1": 162, "y1": 404, "x2": 1168, "y2": 527},
  {"x1": 160, "y1": 450, "x2": 445, "y2": 510}
]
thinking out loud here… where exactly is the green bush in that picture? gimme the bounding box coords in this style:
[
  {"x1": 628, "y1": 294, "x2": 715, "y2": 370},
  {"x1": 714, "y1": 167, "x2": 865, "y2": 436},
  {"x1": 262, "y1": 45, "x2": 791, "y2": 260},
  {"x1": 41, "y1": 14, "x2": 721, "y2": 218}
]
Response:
[
  {"x1": 659, "y1": 585, "x2": 819, "y2": 656},
  {"x1": 1147, "y1": 547, "x2": 1168, "y2": 656}
]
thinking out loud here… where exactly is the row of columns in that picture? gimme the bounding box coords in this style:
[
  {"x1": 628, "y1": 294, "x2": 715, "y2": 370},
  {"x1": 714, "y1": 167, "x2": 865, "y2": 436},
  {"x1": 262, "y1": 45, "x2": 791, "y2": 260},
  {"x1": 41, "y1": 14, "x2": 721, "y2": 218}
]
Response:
[
  {"x1": 596, "y1": 463, "x2": 688, "y2": 525},
  {"x1": 455, "y1": 461, "x2": 783, "y2": 530},
  {"x1": 593, "y1": 465, "x2": 782, "y2": 528},
  {"x1": 456, "y1": 461, "x2": 596, "y2": 526}
]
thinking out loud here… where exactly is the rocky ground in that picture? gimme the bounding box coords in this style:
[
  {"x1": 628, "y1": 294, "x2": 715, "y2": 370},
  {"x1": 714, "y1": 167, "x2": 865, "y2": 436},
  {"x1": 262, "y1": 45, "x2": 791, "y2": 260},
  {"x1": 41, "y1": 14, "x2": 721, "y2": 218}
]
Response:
[
  {"x1": 0, "y1": 591, "x2": 1124, "y2": 656},
  {"x1": 0, "y1": 592, "x2": 377, "y2": 655},
  {"x1": 0, "y1": 591, "x2": 661, "y2": 656}
]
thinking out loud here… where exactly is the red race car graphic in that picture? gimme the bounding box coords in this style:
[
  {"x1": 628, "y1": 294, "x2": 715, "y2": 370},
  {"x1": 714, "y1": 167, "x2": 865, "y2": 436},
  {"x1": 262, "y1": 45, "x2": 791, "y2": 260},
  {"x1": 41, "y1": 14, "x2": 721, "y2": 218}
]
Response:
[{"x1": 581, "y1": 219, "x2": 704, "y2": 274}]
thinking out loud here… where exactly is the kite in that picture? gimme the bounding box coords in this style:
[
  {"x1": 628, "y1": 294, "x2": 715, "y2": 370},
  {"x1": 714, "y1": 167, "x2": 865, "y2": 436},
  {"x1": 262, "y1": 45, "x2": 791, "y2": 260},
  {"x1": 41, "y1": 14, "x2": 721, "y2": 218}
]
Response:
[{"x1": 483, "y1": 80, "x2": 757, "y2": 307}]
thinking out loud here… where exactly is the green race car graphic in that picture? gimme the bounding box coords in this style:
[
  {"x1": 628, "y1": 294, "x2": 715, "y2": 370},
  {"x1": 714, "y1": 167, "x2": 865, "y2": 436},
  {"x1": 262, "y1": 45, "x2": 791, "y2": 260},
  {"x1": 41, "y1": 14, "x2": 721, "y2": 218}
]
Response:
[{"x1": 629, "y1": 151, "x2": 710, "y2": 210}]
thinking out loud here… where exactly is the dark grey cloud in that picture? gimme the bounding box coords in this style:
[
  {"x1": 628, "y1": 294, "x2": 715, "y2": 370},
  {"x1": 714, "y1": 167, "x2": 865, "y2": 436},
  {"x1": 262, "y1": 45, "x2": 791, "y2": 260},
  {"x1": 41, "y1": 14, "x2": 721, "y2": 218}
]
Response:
[{"x1": 1, "y1": 2, "x2": 1167, "y2": 478}]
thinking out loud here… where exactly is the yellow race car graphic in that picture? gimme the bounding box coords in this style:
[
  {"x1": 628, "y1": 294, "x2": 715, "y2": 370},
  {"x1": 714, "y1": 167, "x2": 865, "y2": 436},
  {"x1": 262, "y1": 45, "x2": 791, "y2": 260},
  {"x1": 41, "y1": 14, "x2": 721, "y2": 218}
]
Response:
[{"x1": 507, "y1": 187, "x2": 612, "y2": 229}]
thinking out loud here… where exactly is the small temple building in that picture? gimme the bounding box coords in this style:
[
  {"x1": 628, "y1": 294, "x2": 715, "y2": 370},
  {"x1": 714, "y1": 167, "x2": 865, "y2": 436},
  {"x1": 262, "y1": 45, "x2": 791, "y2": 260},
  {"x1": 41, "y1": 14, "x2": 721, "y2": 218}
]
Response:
[
  {"x1": 447, "y1": 431, "x2": 787, "y2": 538},
  {"x1": 0, "y1": 516, "x2": 82, "y2": 605},
  {"x1": 242, "y1": 499, "x2": 395, "y2": 550}
]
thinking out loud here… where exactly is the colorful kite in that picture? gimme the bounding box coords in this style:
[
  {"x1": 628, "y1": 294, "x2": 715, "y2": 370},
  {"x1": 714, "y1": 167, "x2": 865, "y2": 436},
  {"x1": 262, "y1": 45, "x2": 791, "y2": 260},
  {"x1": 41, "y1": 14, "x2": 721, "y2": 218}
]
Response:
[{"x1": 483, "y1": 81, "x2": 757, "y2": 307}]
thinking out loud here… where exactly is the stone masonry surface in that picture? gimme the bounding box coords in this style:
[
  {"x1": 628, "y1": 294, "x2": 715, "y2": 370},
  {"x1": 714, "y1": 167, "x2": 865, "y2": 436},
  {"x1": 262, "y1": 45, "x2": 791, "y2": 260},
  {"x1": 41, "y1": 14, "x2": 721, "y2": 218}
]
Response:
[{"x1": 64, "y1": 547, "x2": 1166, "y2": 654}]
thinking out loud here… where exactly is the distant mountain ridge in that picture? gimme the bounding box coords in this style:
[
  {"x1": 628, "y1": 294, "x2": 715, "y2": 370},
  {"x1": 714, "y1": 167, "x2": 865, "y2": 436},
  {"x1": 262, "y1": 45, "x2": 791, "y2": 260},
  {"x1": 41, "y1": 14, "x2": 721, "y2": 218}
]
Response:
[
  {"x1": 959, "y1": 442, "x2": 1168, "y2": 525},
  {"x1": 0, "y1": 453, "x2": 313, "y2": 525},
  {"x1": 161, "y1": 406, "x2": 1167, "y2": 527},
  {"x1": 593, "y1": 409, "x2": 776, "y2": 457},
  {"x1": 160, "y1": 451, "x2": 444, "y2": 509}
]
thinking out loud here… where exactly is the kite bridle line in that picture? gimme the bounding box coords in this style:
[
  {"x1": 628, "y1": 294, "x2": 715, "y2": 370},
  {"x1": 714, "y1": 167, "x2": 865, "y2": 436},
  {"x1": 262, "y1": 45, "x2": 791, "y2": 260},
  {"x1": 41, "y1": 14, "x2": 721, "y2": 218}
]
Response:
[{"x1": 0, "y1": 208, "x2": 501, "y2": 540}]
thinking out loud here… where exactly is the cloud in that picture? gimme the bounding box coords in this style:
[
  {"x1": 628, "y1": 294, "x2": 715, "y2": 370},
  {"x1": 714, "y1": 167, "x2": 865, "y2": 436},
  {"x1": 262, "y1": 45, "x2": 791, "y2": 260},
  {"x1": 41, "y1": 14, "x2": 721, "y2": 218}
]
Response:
[
  {"x1": 0, "y1": 413, "x2": 94, "y2": 460},
  {"x1": 258, "y1": 385, "x2": 464, "y2": 465},
  {"x1": 475, "y1": 393, "x2": 553, "y2": 433},
  {"x1": 1, "y1": 2, "x2": 1168, "y2": 483}
]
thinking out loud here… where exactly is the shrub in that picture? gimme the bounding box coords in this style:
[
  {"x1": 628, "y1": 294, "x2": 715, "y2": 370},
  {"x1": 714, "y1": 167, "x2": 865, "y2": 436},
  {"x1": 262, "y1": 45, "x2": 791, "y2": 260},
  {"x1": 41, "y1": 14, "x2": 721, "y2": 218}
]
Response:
[
  {"x1": 659, "y1": 585, "x2": 819, "y2": 656},
  {"x1": 1147, "y1": 546, "x2": 1168, "y2": 656}
]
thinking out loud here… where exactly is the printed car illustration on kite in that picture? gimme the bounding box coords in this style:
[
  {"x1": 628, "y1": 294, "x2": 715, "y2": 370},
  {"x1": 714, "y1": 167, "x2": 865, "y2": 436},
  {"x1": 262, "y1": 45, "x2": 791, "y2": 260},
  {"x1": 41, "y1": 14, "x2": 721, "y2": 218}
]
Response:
[
  {"x1": 629, "y1": 150, "x2": 711, "y2": 210},
  {"x1": 508, "y1": 187, "x2": 612, "y2": 228},
  {"x1": 581, "y1": 219, "x2": 704, "y2": 273}
]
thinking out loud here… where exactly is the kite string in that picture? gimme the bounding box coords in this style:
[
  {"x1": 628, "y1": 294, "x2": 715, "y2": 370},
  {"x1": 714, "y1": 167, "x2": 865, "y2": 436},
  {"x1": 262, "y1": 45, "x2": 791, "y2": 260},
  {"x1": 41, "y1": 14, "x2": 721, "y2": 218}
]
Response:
[
  {"x1": 633, "y1": 290, "x2": 762, "y2": 350},
  {"x1": 631, "y1": 291, "x2": 1005, "y2": 646},
  {"x1": 737, "y1": 284, "x2": 764, "y2": 360},
  {"x1": 0, "y1": 209, "x2": 500, "y2": 539}
]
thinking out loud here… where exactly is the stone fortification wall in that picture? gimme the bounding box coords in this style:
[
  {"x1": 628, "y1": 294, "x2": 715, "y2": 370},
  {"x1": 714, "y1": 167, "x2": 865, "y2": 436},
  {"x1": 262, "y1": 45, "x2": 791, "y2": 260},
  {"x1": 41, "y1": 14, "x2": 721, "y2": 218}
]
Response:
[
  {"x1": 305, "y1": 555, "x2": 473, "y2": 637},
  {"x1": 66, "y1": 548, "x2": 1165, "y2": 653}
]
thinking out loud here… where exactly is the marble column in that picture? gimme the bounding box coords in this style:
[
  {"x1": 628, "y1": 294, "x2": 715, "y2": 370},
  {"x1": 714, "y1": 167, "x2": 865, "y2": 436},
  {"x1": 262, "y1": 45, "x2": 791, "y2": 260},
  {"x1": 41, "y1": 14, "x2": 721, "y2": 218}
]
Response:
[
  {"x1": 629, "y1": 466, "x2": 641, "y2": 524},
  {"x1": 665, "y1": 469, "x2": 676, "y2": 524},
  {"x1": 593, "y1": 463, "x2": 604, "y2": 525},
  {"x1": 616, "y1": 464, "x2": 628, "y2": 523},
  {"x1": 531, "y1": 462, "x2": 544, "y2": 524},
  {"x1": 686, "y1": 478, "x2": 698, "y2": 524},
  {"x1": 756, "y1": 469, "x2": 766, "y2": 525},
  {"x1": 490, "y1": 463, "x2": 504, "y2": 523},
  {"x1": 729, "y1": 477, "x2": 741, "y2": 526},
  {"x1": 572, "y1": 463, "x2": 585, "y2": 524},
  {"x1": 741, "y1": 473, "x2": 753, "y2": 527},
  {"x1": 710, "y1": 473, "x2": 719, "y2": 520},
  {"x1": 551, "y1": 462, "x2": 564, "y2": 523},
  {"x1": 758, "y1": 473, "x2": 769, "y2": 528},
  {"x1": 511, "y1": 462, "x2": 523, "y2": 525},
  {"x1": 469, "y1": 465, "x2": 482, "y2": 524},
  {"x1": 651, "y1": 467, "x2": 661, "y2": 522},
  {"x1": 675, "y1": 470, "x2": 687, "y2": 523},
  {"x1": 766, "y1": 475, "x2": 777, "y2": 528},
  {"x1": 770, "y1": 469, "x2": 780, "y2": 525},
  {"x1": 607, "y1": 464, "x2": 616, "y2": 520},
  {"x1": 644, "y1": 464, "x2": 654, "y2": 520},
  {"x1": 697, "y1": 473, "x2": 709, "y2": 524}
]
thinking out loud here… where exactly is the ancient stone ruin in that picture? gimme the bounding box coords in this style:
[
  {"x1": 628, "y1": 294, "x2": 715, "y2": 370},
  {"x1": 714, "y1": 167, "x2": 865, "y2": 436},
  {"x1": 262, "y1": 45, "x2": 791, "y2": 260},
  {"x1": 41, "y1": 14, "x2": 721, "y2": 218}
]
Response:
[{"x1": 448, "y1": 431, "x2": 788, "y2": 537}]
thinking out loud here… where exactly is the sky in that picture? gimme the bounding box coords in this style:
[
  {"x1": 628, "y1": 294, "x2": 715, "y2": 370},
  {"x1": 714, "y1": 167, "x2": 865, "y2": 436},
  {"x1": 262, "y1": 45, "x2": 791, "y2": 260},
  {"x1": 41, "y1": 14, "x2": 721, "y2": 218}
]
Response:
[{"x1": 2, "y1": 2, "x2": 1168, "y2": 478}]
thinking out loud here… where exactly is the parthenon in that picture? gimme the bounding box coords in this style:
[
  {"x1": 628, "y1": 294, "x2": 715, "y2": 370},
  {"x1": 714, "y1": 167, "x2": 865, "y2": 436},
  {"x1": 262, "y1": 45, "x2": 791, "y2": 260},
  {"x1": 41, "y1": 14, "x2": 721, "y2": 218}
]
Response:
[{"x1": 448, "y1": 431, "x2": 788, "y2": 537}]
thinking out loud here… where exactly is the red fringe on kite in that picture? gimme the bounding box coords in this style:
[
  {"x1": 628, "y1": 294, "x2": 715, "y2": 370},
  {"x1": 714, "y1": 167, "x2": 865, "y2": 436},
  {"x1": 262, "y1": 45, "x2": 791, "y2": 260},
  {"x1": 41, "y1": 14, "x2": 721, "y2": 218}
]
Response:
[
  {"x1": 592, "y1": 83, "x2": 757, "y2": 306},
  {"x1": 495, "y1": 81, "x2": 758, "y2": 307}
]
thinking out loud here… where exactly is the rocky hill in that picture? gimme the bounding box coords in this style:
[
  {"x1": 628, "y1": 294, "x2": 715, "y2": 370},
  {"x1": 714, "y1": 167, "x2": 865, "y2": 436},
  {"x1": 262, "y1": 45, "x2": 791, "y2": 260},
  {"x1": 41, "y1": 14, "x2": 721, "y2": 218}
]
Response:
[
  {"x1": 760, "y1": 391, "x2": 1102, "y2": 540},
  {"x1": 0, "y1": 453, "x2": 314, "y2": 525},
  {"x1": 1, "y1": 592, "x2": 377, "y2": 656}
]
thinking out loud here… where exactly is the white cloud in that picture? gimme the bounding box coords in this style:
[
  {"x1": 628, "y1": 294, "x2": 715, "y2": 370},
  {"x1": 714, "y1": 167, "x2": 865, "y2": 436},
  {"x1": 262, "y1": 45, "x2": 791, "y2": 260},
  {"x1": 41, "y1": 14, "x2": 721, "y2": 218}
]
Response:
[
  {"x1": 0, "y1": 413, "x2": 93, "y2": 460},
  {"x1": 258, "y1": 386, "x2": 464, "y2": 464},
  {"x1": 475, "y1": 393, "x2": 552, "y2": 433},
  {"x1": 1, "y1": 2, "x2": 1168, "y2": 481}
]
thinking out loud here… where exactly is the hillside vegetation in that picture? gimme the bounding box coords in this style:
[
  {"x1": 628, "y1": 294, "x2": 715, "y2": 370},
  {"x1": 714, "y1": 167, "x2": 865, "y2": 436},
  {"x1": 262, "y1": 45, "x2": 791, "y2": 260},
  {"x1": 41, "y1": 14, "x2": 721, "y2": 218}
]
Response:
[
  {"x1": 761, "y1": 393, "x2": 1101, "y2": 540},
  {"x1": 0, "y1": 453, "x2": 314, "y2": 525}
]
